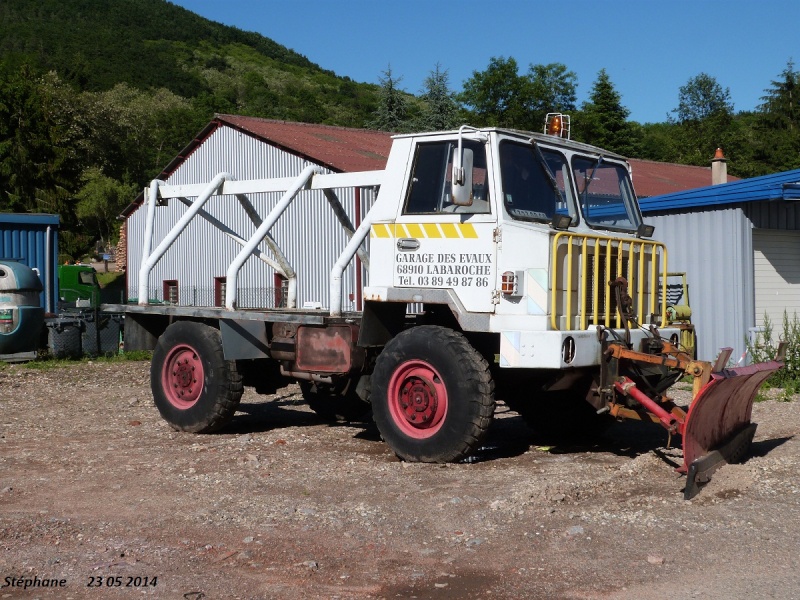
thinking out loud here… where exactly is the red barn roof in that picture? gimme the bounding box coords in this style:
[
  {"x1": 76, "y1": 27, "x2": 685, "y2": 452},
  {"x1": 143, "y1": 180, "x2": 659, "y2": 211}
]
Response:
[
  {"x1": 628, "y1": 158, "x2": 738, "y2": 198},
  {"x1": 216, "y1": 115, "x2": 392, "y2": 173}
]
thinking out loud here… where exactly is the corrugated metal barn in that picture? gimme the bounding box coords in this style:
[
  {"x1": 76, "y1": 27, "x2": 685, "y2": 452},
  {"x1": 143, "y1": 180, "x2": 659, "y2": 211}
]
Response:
[
  {"x1": 641, "y1": 168, "x2": 800, "y2": 362},
  {"x1": 0, "y1": 213, "x2": 60, "y2": 312},
  {"x1": 123, "y1": 116, "x2": 392, "y2": 312}
]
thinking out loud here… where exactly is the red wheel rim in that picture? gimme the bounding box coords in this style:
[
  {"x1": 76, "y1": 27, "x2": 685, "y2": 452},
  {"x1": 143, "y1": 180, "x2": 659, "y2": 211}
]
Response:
[
  {"x1": 161, "y1": 344, "x2": 204, "y2": 409},
  {"x1": 387, "y1": 360, "x2": 448, "y2": 439}
]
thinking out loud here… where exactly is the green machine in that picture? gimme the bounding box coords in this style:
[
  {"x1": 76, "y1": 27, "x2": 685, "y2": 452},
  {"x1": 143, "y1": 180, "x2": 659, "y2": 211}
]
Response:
[{"x1": 58, "y1": 264, "x2": 100, "y2": 308}]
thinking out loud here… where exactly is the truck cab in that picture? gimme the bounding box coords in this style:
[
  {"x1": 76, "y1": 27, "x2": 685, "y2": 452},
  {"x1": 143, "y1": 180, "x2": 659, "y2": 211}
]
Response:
[
  {"x1": 58, "y1": 264, "x2": 100, "y2": 309},
  {"x1": 365, "y1": 119, "x2": 668, "y2": 371}
]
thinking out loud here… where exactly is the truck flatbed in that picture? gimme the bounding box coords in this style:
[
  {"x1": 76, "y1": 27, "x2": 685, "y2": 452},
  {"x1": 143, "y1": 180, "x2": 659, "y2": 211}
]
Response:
[{"x1": 102, "y1": 303, "x2": 362, "y2": 325}]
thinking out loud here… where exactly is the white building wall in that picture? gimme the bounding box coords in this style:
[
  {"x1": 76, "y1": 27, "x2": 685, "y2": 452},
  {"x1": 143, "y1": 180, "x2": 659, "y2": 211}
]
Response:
[
  {"x1": 753, "y1": 229, "x2": 800, "y2": 331},
  {"x1": 126, "y1": 126, "x2": 373, "y2": 311},
  {"x1": 746, "y1": 201, "x2": 800, "y2": 339},
  {"x1": 645, "y1": 206, "x2": 754, "y2": 362}
]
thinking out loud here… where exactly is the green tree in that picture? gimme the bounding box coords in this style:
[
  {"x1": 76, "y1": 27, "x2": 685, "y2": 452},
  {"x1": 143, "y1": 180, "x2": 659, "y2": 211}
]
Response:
[
  {"x1": 87, "y1": 83, "x2": 202, "y2": 182},
  {"x1": 674, "y1": 73, "x2": 734, "y2": 123},
  {"x1": 459, "y1": 56, "x2": 526, "y2": 127},
  {"x1": 75, "y1": 167, "x2": 137, "y2": 245},
  {"x1": 460, "y1": 58, "x2": 576, "y2": 130},
  {"x1": 370, "y1": 66, "x2": 410, "y2": 132},
  {"x1": 637, "y1": 122, "x2": 681, "y2": 163},
  {"x1": 754, "y1": 60, "x2": 800, "y2": 173},
  {"x1": 524, "y1": 63, "x2": 577, "y2": 130},
  {"x1": 0, "y1": 67, "x2": 84, "y2": 215},
  {"x1": 576, "y1": 69, "x2": 638, "y2": 155},
  {"x1": 759, "y1": 59, "x2": 799, "y2": 129},
  {"x1": 670, "y1": 73, "x2": 734, "y2": 164},
  {"x1": 417, "y1": 63, "x2": 459, "y2": 131}
]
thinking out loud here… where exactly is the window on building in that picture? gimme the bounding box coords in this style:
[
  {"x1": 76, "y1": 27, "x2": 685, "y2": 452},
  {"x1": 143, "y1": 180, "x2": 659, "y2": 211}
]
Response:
[
  {"x1": 274, "y1": 273, "x2": 288, "y2": 308},
  {"x1": 214, "y1": 277, "x2": 226, "y2": 307},
  {"x1": 163, "y1": 280, "x2": 179, "y2": 305}
]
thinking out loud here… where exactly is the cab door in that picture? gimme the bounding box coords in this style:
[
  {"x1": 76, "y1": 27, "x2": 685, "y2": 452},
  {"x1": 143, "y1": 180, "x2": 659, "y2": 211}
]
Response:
[{"x1": 391, "y1": 137, "x2": 497, "y2": 314}]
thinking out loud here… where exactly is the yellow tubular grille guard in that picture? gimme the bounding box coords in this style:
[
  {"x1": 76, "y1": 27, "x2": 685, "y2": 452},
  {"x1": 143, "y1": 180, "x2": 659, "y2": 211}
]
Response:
[{"x1": 549, "y1": 232, "x2": 668, "y2": 330}]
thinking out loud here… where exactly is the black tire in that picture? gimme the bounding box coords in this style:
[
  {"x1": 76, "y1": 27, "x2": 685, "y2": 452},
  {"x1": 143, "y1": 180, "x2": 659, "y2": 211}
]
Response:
[
  {"x1": 151, "y1": 321, "x2": 243, "y2": 433},
  {"x1": 371, "y1": 325, "x2": 495, "y2": 462},
  {"x1": 299, "y1": 379, "x2": 370, "y2": 422}
]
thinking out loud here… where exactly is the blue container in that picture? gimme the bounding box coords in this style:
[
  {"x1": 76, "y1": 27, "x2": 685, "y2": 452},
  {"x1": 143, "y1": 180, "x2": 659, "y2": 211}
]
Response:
[
  {"x1": 0, "y1": 213, "x2": 60, "y2": 313},
  {"x1": 0, "y1": 261, "x2": 45, "y2": 353}
]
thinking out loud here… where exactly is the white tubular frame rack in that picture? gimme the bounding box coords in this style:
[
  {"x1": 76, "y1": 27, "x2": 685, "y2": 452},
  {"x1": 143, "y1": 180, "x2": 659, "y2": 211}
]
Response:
[{"x1": 138, "y1": 168, "x2": 384, "y2": 316}]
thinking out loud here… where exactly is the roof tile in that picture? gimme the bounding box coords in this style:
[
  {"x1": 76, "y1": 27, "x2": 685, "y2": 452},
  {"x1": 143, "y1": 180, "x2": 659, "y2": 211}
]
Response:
[
  {"x1": 628, "y1": 158, "x2": 739, "y2": 198},
  {"x1": 216, "y1": 115, "x2": 392, "y2": 172}
]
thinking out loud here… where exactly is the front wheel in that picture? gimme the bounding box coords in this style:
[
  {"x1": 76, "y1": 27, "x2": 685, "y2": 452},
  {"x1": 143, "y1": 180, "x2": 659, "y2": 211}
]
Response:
[
  {"x1": 371, "y1": 326, "x2": 495, "y2": 462},
  {"x1": 151, "y1": 321, "x2": 243, "y2": 432}
]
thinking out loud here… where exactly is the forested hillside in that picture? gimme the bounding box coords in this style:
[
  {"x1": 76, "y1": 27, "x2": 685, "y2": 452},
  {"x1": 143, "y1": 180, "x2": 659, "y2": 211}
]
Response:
[
  {"x1": 0, "y1": 0, "x2": 798, "y2": 259},
  {"x1": 0, "y1": 0, "x2": 378, "y2": 123},
  {"x1": 0, "y1": 0, "x2": 386, "y2": 257}
]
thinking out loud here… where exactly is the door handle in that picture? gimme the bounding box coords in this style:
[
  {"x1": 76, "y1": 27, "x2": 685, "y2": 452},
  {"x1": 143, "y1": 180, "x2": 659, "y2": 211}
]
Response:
[{"x1": 397, "y1": 238, "x2": 420, "y2": 251}]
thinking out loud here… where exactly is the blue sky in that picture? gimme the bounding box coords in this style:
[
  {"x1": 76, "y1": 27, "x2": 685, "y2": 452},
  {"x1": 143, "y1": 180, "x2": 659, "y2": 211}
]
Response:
[{"x1": 170, "y1": 0, "x2": 798, "y2": 124}]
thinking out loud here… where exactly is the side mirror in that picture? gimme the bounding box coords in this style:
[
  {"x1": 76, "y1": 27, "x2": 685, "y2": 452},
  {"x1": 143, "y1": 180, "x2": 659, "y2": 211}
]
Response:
[{"x1": 451, "y1": 148, "x2": 474, "y2": 206}]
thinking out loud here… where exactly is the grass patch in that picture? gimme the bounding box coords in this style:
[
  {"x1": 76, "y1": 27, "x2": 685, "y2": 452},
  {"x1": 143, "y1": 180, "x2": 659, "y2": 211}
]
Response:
[
  {"x1": 96, "y1": 350, "x2": 153, "y2": 362},
  {"x1": 96, "y1": 271, "x2": 124, "y2": 287},
  {"x1": 22, "y1": 357, "x2": 76, "y2": 369},
  {"x1": 748, "y1": 311, "x2": 800, "y2": 398},
  {"x1": 20, "y1": 350, "x2": 152, "y2": 369}
]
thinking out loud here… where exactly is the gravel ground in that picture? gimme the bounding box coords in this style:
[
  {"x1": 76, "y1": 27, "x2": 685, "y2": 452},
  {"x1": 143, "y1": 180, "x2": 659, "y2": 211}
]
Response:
[{"x1": 1, "y1": 360, "x2": 799, "y2": 599}]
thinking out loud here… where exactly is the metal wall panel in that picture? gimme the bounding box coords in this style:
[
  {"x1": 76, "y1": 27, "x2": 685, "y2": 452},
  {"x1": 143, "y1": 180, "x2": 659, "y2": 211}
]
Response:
[
  {"x1": 127, "y1": 126, "x2": 375, "y2": 312},
  {"x1": 0, "y1": 217, "x2": 60, "y2": 311},
  {"x1": 645, "y1": 206, "x2": 754, "y2": 362},
  {"x1": 744, "y1": 199, "x2": 800, "y2": 231}
]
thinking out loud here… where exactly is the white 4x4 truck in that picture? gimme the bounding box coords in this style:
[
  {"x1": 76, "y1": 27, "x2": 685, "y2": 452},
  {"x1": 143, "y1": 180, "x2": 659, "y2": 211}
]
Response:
[{"x1": 107, "y1": 116, "x2": 784, "y2": 498}]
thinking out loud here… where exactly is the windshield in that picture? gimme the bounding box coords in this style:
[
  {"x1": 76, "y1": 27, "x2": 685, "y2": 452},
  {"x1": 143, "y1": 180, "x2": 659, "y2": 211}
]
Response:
[
  {"x1": 499, "y1": 141, "x2": 573, "y2": 223},
  {"x1": 572, "y1": 156, "x2": 640, "y2": 231}
]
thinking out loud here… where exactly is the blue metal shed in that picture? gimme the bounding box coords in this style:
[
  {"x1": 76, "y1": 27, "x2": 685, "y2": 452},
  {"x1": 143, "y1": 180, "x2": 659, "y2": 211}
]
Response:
[
  {"x1": 0, "y1": 214, "x2": 60, "y2": 313},
  {"x1": 640, "y1": 169, "x2": 800, "y2": 363}
]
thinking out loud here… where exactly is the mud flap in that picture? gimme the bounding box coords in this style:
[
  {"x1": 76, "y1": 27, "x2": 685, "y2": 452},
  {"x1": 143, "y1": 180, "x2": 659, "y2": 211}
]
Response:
[{"x1": 681, "y1": 361, "x2": 783, "y2": 499}]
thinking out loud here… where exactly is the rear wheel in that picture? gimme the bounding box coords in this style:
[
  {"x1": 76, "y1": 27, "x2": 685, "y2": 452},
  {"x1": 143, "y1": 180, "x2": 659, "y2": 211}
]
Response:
[
  {"x1": 299, "y1": 379, "x2": 370, "y2": 422},
  {"x1": 371, "y1": 326, "x2": 495, "y2": 462},
  {"x1": 151, "y1": 321, "x2": 243, "y2": 432}
]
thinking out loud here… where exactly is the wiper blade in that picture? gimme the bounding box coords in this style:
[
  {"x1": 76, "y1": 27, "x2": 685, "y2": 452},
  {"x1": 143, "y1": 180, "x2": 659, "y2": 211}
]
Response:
[
  {"x1": 582, "y1": 155, "x2": 605, "y2": 202},
  {"x1": 530, "y1": 140, "x2": 564, "y2": 207}
]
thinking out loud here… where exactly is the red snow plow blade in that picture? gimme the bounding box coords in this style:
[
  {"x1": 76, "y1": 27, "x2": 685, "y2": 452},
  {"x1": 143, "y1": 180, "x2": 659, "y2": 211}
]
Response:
[
  {"x1": 680, "y1": 359, "x2": 783, "y2": 498},
  {"x1": 606, "y1": 343, "x2": 785, "y2": 499}
]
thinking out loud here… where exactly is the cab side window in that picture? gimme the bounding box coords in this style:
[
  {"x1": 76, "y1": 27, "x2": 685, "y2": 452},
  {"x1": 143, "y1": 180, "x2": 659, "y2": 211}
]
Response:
[{"x1": 403, "y1": 140, "x2": 490, "y2": 215}]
